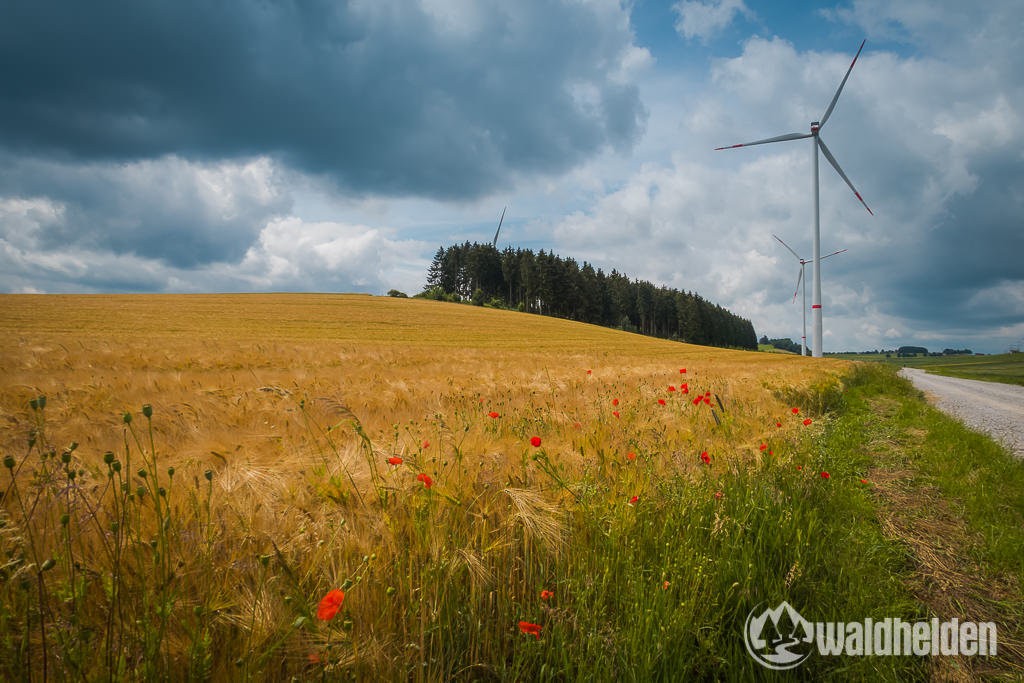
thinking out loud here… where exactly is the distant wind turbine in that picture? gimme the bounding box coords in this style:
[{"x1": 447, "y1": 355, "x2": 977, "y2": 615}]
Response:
[
  {"x1": 492, "y1": 206, "x2": 507, "y2": 248},
  {"x1": 773, "y1": 234, "x2": 846, "y2": 357},
  {"x1": 716, "y1": 40, "x2": 873, "y2": 357}
]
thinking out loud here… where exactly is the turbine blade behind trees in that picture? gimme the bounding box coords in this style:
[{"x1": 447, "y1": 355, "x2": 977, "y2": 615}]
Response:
[{"x1": 492, "y1": 206, "x2": 506, "y2": 247}]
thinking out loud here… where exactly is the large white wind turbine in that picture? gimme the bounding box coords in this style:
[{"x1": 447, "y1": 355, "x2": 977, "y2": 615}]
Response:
[
  {"x1": 773, "y1": 234, "x2": 846, "y2": 356},
  {"x1": 716, "y1": 40, "x2": 872, "y2": 357}
]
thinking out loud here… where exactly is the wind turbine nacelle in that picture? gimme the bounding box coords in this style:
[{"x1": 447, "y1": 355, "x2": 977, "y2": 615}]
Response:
[{"x1": 810, "y1": 122, "x2": 820, "y2": 133}]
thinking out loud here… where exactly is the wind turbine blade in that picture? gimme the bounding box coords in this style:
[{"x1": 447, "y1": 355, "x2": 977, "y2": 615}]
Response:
[
  {"x1": 817, "y1": 137, "x2": 873, "y2": 215},
  {"x1": 819, "y1": 248, "x2": 848, "y2": 261},
  {"x1": 792, "y1": 267, "x2": 803, "y2": 302},
  {"x1": 772, "y1": 233, "x2": 802, "y2": 261},
  {"x1": 714, "y1": 132, "x2": 811, "y2": 150},
  {"x1": 492, "y1": 206, "x2": 506, "y2": 247},
  {"x1": 820, "y1": 39, "x2": 865, "y2": 128}
]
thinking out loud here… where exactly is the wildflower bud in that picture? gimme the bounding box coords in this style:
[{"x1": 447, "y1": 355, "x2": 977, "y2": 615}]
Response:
[
  {"x1": 386, "y1": 586, "x2": 396, "y2": 596},
  {"x1": 136, "y1": 486, "x2": 146, "y2": 498},
  {"x1": 3, "y1": 456, "x2": 14, "y2": 469},
  {"x1": 259, "y1": 554, "x2": 270, "y2": 567},
  {"x1": 138, "y1": 469, "x2": 147, "y2": 478},
  {"x1": 234, "y1": 658, "x2": 244, "y2": 668},
  {"x1": 204, "y1": 470, "x2": 213, "y2": 481},
  {"x1": 61, "y1": 450, "x2": 72, "y2": 464},
  {"x1": 29, "y1": 398, "x2": 39, "y2": 411},
  {"x1": 69, "y1": 442, "x2": 78, "y2": 452},
  {"x1": 122, "y1": 412, "x2": 132, "y2": 424},
  {"x1": 103, "y1": 452, "x2": 115, "y2": 465},
  {"x1": 341, "y1": 579, "x2": 353, "y2": 590},
  {"x1": 41, "y1": 558, "x2": 56, "y2": 571},
  {"x1": 283, "y1": 596, "x2": 292, "y2": 605},
  {"x1": 142, "y1": 404, "x2": 152, "y2": 418},
  {"x1": 38, "y1": 396, "x2": 46, "y2": 409},
  {"x1": 68, "y1": 470, "x2": 76, "y2": 480},
  {"x1": 292, "y1": 616, "x2": 307, "y2": 629},
  {"x1": 362, "y1": 555, "x2": 369, "y2": 563},
  {"x1": 370, "y1": 553, "x2": 376, "y2": 561},
  {"x1": 112, "y1": 461, "x2": 121, "y2": 472},
  {"x1": 342, "y1": 620, "x2": 353, "y2": 631},
  {"x1": 167, "y1": 467, "x2": 175, "y2": 477},
  {"x1": 60, "y1": 514, "x2": 70, "y2": 526},
  {"x1": 110, "y1": 522, "x2": 119, "y2": 533},
  {"x1": 150, "y1": 539, "x2": 158, "y2": 549},
  {"x1": 28, "y1": 430, "x2": 36, "y2": 448},
  {"x1": 158, "y1": 487, "x2": 166, "y2": 497}
]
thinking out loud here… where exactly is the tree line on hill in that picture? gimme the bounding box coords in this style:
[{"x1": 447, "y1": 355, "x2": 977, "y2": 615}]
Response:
[
  {"x1": 758, "y1": 336, "x2": 802, "y2": 353},
  {"x1": 418, "y1": 242, "x2": 758, "y2": 349},
  {"x1": 827, "y1": 347, "x2": 975, "y2": 357}
]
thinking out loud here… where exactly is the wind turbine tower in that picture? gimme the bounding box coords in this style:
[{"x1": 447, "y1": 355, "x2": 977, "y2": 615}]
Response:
[
  {"x1": 773, "y1": 234, "x2": 846, "y2": 356},
  {"x1": 716, "y1": 41, "x2": 873, "y2": 357}
]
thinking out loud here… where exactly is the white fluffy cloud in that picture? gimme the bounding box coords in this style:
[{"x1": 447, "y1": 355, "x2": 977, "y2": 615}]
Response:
[{"x1": 672, "y1": 0, "x2": 752, "y2": 41}]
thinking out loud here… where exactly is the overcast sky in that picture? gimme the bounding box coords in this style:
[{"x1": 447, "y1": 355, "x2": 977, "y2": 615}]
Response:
[{"x1": 2, "y1": 0, "x2": 1021, "y2": 353}]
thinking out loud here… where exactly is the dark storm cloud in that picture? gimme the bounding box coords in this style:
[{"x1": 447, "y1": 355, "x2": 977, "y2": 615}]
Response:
[
  {"x1": 876, "y1": 152, "x2": 1024, "y2": 327},
  {"x1": 0, "y1": 0, "x2": 646, "y2": 199}
]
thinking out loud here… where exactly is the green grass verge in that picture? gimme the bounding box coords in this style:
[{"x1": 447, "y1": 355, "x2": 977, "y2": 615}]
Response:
[{"x1": 827, "y1": 353, "x2": 1024, "y2": 386}]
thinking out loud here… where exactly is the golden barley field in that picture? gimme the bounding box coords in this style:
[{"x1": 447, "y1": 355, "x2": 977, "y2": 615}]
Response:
[{"x1": 0, "y1": 293, "x2": 853, "y2": 679}]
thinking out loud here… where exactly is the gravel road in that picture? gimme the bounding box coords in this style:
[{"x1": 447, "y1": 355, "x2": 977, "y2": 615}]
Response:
[{"x1": 898, "y1": 367, "x2": 1024, "y2": 459}]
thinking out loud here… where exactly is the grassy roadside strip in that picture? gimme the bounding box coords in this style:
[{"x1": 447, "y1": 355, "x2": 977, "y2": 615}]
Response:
[{"x1": 835, "y1": 363, "x2": 1024, "y2": 679}]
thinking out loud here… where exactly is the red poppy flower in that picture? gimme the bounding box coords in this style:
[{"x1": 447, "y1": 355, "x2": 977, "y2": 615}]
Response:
[
  {"x1": 612, "y1": 398, "x2": 619, "y2": 406},
  {"x1": 573, "y1": 422, "x2": 582, "y2": 429},
  {"x1": 792, "y1": 407, "x2": 800, "y2": 414},
  {"x1": 692, "y1": 397, "x2": 701, "y2": 406},
  {"x1": 540, "y1": 590, "x2": 554, "y2": 600},
  {"x1": 628, "y1": 495, "x2": 638, "y2": 505},
  {"x1": 387, "y1": 456, "x2": 403, "y2": 466},
  {"x1": 530, "y1": 436, "x2": 542, "y2": 447},
  {"x1": 627, "y1": 451, "x2": 636, "y2": 461},
  {"x1": 775, "y1": 422, "x2": 782, "y2": 428},
  {"x1": 714, "y1": 492, "x2": 723, "y2": 499},
  {"x1": 663, "y1": 580, "x2": 670, "y2": 589},
  {"x1": 417, "y1": 473, "x2": 433, "y2": 489},
  {"x1": 586, "y1": 370, "x2": 592, "y2": 374},
  {"x1": 680, "y1": 368, "x2": 686, "y2": 373},
  {"x1": 821, "y1": 472, "x2": 830, "y2": 479},
  {"x1": 519, "y1": 621, "x2": 542, "y2": 639},
  {"x1": 759, "y1": 444, "x2": 767, "y2": 451},
  {"x1": 803, "y1": 418, "x2": 812, "y2": 426},
  {"x1": 668, "y1": 386, "x2": 676, "y2": 392},
  {"x1": 612, "y1": 411, "x2": 620, "y2": 418},
  {"x1": 658, "y1": 399, "x2": 666, "y2": 405},
  {"x1": 700, "y1": 451, "x2": 710, "y2": 464},
  {"x1": 769, "y1": 451, "x2": 774, "y2": 455},
  {"x1": 703, "y1": 397, "x2": 711, "y2": 405},
  {"x1": 860, "y1": 479, "x2": 868, "y2": 484},
  {"x1": 796, "y1": 465, "x2": 802, "y2": 471},
  {"x1": 422, "y1": 440, "x2": 430, "y2": 448},
  {"x1": 488, "y1": 412, "x2": 500, "y2": 418},
  {"x1": 317, "y1": 589, "x2": 345, "y2": 621},
  {"x1": 682, "y1": 387, "x2": 689, "y2": 394}
]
